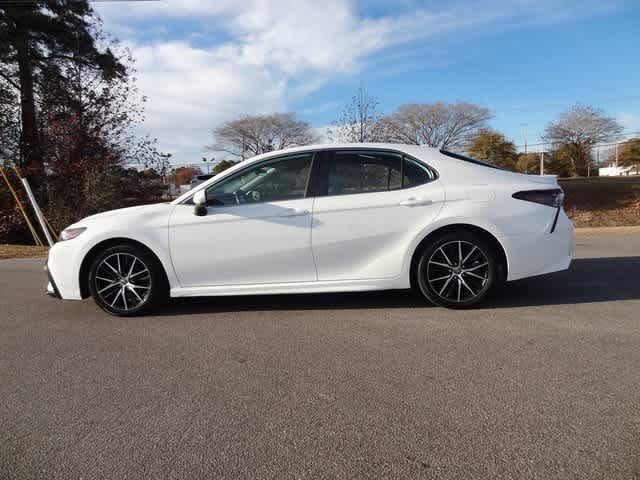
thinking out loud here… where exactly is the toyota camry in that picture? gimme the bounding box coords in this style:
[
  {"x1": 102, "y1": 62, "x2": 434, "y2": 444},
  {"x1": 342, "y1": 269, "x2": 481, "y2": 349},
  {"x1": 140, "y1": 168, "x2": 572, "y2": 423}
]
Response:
[{"x1": 45, "y1": 144, "x2": 573, "y2": 315}]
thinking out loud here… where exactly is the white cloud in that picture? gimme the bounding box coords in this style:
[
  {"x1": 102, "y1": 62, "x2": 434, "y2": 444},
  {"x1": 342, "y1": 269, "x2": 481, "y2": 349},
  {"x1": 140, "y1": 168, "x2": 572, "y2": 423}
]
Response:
[
  {"x1": 311, "y1": 125, "x2": 334, "y2": 145},
  {"x1": 97, "y1": 0, "x2": 421, "y2": 163},
  {"x1": 96, "y1": 0, "x2": 238, "y2": 20},
  {"x1": 617, "y1": 112, "x2": 640, "y2": 133},
  {"x1": 93, "y1": 0, "x2": 625, "y2": 164},
  {"x1": 126, "y1": 40, "x2": 286, "y2": 164}
]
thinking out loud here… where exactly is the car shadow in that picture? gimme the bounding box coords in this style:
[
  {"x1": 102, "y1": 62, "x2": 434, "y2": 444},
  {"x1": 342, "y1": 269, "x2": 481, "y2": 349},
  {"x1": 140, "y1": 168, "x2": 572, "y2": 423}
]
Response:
[
  {"x1": 157, "y1": 257, "x2": 640, "y2": 315},
  {"x1": 484, "y1": 256, "x2": 640, "y2": 309}
]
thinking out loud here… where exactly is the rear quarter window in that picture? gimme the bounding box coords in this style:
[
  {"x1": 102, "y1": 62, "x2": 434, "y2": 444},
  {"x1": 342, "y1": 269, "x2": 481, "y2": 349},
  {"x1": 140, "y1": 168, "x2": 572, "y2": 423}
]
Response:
[{"x1": 402, "y1": 156, "x2": 435, "y2": 188}]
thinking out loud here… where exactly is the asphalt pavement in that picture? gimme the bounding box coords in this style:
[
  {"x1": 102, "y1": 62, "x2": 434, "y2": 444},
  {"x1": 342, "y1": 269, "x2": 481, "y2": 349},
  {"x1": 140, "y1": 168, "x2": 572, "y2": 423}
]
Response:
[{"x1": 1, "y1": 232, "x2": 639, "y2": 479}]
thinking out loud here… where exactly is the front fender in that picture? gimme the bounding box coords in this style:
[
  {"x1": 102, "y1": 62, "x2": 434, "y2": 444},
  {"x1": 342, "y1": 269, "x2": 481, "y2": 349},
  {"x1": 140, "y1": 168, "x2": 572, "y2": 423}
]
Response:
[{"x1": 47, "y1": 204, "x2": 178, "y2": 300}]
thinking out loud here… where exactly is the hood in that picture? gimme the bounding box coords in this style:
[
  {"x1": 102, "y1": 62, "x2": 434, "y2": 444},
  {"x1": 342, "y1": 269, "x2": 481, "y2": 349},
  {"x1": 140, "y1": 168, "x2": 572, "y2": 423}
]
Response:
[{"x1": 71, "y1": 203, "x2": 173, "y2": 228}]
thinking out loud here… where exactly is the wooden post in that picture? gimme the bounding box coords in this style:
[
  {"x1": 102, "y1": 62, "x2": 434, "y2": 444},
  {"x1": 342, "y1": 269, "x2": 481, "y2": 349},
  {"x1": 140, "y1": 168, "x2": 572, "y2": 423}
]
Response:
[{"x1": 0, "y1": 167, "x2": 43, "y2": 246}]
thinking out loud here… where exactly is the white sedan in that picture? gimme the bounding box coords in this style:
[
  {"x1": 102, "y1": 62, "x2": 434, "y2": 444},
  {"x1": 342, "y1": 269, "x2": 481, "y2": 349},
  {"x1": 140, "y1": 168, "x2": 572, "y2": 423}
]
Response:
[{"x1": 46, "y1": 144, "x2": 573, "y2": 315}]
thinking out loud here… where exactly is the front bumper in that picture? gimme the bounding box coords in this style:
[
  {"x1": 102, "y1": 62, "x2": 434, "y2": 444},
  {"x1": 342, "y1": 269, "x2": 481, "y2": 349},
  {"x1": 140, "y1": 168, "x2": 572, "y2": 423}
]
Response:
[
  {"x1": 45, "y1": 261, "x2": 61, "y2": 299},
  {"x1": 44, "y1": 240, "x2": 85, "y2": 300}
]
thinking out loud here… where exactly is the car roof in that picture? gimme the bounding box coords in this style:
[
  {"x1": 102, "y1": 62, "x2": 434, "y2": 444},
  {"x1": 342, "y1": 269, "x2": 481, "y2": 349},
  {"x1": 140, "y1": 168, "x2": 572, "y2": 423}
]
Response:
[{"x1": 249, "y1": 143, "x2": 438, "y2": 159}]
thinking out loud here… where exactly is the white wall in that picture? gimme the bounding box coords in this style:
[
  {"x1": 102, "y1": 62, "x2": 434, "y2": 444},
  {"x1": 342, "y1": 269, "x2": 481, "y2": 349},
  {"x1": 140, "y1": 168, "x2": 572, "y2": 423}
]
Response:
[{"x1": 598, "y1": 165, "x2": 637, "y2": 176}]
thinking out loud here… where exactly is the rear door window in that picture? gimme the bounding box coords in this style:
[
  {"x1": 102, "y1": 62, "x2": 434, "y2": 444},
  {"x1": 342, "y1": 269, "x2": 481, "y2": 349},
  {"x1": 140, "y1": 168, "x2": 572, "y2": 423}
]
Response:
[{"x1": 327, "y1": 151, "x2": 402, "y2": 196}]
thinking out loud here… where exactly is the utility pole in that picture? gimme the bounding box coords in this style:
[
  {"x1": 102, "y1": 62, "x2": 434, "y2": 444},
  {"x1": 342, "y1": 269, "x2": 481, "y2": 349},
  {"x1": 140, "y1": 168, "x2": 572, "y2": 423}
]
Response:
[
  {"x1": 520, "y1": 123, "x2": 528, "y2": 155},
  {"x1": 615, "y1": 142, "x2": 619, "y2": 171},
  {"x1": 540, "y1": 151, "x2": 544, "y2": 175},
  {"x1": 520, "y1": 123, "x2": 528, "y2": 173}
]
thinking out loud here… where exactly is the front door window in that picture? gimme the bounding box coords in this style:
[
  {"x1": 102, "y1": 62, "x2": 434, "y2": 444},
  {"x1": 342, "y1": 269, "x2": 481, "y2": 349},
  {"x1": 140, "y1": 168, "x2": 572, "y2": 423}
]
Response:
[{"x1": 205, "y1": 153, "x2": 313, "y2": 206}]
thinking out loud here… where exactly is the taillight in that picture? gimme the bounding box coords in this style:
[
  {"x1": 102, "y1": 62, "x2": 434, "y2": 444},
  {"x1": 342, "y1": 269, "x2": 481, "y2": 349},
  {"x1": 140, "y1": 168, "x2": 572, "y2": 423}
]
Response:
[{"x1": 512, "y1": 189, "x2": 564, "y2": 208}]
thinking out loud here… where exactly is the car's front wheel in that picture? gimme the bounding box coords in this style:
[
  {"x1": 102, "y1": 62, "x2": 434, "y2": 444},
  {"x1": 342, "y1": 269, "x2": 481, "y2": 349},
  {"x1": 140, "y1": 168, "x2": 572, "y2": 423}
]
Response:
[
  {"x1": 88, "y1": 244, "x2": 167, "y2": 316},
  {"x1": 415, "y1": 231, "x2": 498, "y2": 308}
]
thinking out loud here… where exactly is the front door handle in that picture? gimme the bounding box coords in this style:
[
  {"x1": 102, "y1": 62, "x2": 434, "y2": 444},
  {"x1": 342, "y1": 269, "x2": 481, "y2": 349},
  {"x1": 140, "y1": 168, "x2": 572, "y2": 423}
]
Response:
[
  {"x1": 399, "y1": 197, "x2": 433, "y2": 207},
  {"x1": 279, "y1": 208, "x2": 310, "y2": 217}
]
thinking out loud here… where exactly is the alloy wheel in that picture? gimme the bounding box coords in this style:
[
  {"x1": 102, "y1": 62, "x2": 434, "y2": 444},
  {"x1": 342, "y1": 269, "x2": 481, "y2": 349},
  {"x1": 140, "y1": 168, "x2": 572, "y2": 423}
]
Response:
[
  {"x1": 94, "y1": 253, "x2": 152, "y2": 312},
  {"x1": 425, "y1": 240, "x2": 490, "y2": 303}
]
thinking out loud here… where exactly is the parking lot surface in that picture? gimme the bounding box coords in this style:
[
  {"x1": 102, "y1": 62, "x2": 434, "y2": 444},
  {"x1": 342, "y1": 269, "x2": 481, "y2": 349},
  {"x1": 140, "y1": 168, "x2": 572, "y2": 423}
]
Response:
[{"x1": 1, "y1": 232, "x2": 639, "y2": 479}]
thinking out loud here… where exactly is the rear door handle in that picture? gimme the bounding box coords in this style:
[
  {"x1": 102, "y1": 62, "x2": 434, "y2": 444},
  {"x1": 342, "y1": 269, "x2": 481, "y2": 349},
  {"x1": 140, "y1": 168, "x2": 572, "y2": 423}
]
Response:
[
  {"x1": 399, "y1": 197, "x2": 433, "y2": 207},
  {"x1": 279, "y1": 208, "x2": 310, "y2": 217}
]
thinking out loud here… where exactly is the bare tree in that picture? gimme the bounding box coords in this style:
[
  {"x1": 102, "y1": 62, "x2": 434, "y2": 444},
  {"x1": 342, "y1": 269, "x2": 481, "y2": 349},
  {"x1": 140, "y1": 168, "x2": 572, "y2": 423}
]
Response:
[
  {"x1": 329, "y1": 87, "x2": 384, "y2": 143},
  {"x1": 542, "y1": 104, "x2": 624, "y2": 176},
  {"x1": 381, "y1": 102, "x2": 492, "y2": 150},
  {"x1": 211, "y1": 113, "x2": 317, "y2": 159}
]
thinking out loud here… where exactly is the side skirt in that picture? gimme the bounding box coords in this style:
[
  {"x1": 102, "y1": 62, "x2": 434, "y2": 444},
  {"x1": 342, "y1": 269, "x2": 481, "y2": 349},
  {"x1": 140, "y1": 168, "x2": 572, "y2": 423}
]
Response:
[{"x1": 170, "y1": 277, "x2": 409, "y2": 298}]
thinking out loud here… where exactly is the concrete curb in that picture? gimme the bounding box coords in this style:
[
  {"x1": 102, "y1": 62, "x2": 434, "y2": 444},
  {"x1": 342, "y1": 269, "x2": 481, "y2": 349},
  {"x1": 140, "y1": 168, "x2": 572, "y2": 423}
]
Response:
[{"x1": 575, "y1": 226, "x2": 640, "y2": 235}]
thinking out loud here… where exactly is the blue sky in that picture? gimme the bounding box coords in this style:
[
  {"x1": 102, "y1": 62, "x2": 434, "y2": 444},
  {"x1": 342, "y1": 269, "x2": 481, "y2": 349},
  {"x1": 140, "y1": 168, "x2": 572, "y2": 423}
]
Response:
[{"x1": 95, "y1": 0, "x2": 640, "y2": 165}]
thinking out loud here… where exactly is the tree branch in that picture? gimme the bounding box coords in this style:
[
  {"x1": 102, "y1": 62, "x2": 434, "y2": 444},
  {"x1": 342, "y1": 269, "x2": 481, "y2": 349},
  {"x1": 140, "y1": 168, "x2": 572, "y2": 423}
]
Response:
[{"x1": 0, "y1": 71, "x2": 20, "y2": 90}]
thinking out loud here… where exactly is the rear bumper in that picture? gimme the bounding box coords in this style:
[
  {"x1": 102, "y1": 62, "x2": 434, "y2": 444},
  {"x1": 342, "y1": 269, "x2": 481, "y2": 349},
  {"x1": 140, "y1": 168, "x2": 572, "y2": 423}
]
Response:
[{"x1": 500, "y1": 209, "x2": 574, "y2": 281}]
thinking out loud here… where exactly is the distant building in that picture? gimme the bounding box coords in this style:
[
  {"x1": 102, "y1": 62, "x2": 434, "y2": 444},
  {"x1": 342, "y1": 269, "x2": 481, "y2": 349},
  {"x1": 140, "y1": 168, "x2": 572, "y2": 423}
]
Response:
[
  {"x1": 167, "y1": 184, "x2": 192, "y2": 196},
  {"x1": 598, "y1": 165, "x2": 638, "y2": 176}
]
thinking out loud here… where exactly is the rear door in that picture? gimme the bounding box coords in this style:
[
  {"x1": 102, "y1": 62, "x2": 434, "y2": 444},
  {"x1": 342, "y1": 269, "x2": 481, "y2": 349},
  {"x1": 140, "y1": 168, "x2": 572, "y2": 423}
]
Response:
[{"x1": 311, "y1": 149, "x2": 444, "y2": 281}]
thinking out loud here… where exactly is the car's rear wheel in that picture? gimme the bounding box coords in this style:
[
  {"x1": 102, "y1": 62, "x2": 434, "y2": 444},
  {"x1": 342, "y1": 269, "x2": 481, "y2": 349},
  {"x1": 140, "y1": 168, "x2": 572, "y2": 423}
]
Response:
[
  {"x1": 88, "y1": 244, "x2": 167, "y2": 316},
  {"x1": 415, "y1": 231, "x2": 497, "y2": 308}
]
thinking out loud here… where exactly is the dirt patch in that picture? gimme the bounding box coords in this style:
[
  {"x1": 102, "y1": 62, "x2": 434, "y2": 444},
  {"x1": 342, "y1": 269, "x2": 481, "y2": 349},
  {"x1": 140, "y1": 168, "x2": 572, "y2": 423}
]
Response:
[
  {"x1": 560, "y1": 177, "x2": 640, "y2": 228},
  {"x1": 566, "y1": 200, "x2": 640, "y2": 228},
  {"x1": 0, "y1": 245, "x2": 49, "y2": 260}
]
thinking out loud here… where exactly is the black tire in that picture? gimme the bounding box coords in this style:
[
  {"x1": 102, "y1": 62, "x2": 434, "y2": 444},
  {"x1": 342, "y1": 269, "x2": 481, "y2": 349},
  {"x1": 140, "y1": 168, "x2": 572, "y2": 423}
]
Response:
[
  {"x1": 88, "y1": 243, "x2": 168, "y2": 316},
  {"x1": 415, "y1": 230, "x2": 497, "y2": 309}
]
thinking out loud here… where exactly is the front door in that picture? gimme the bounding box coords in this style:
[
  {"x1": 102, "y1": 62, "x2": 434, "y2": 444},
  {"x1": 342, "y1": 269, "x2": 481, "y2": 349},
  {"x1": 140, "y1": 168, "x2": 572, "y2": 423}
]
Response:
[{"x1": 169, "y1": 153, "x2": 317, "y2": 287}]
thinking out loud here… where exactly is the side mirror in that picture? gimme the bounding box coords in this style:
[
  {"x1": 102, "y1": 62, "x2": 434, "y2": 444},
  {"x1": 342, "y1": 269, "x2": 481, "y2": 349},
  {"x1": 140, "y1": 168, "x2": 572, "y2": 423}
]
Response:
[{"x1": 193, "y1": 190, "x2": 207, "y2": 216}]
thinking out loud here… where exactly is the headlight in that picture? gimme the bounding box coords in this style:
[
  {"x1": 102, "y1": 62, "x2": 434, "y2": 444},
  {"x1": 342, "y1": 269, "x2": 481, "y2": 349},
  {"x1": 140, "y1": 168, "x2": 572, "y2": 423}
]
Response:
[{"x1": 58, "y1": 227, "x2": 87, "y2": 241}]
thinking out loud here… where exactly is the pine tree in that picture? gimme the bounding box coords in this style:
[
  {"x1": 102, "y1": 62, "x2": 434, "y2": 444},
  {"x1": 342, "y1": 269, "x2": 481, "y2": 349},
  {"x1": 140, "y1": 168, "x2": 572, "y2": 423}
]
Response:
[{"x1": 0, "y1": 0, "x2": 124, "y2": 190}]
